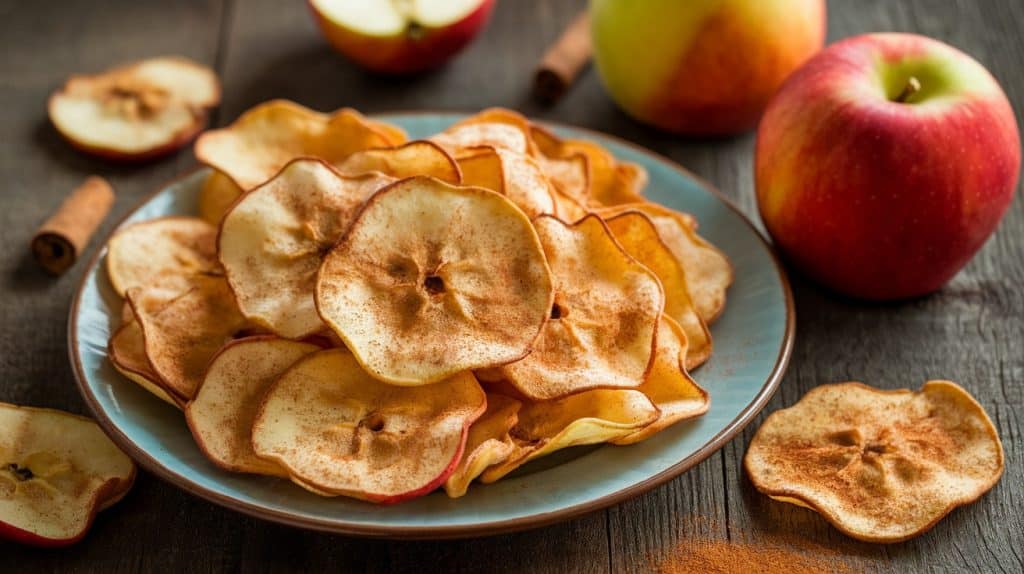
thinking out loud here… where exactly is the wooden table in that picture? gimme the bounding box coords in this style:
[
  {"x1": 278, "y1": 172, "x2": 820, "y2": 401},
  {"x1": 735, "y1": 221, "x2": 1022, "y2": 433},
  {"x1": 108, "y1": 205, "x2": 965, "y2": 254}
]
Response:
[{"x1": 2, "y1": 1, "x2": 1021, "y2": 571}]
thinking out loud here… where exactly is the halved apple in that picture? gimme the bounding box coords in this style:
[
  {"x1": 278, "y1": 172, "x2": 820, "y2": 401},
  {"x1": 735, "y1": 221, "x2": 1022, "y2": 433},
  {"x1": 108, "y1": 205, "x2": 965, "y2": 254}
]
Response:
[
  {"x1": 251, "y1": 349, "x2": 486, "y2": 503},
  {"x1": 443, "y1": 393, "x2": 521, "y2": 498},
  {"x1": 0, "y1": 403, "x2": 136, "y2": 546},
  {"x1": 309, "y1": 0, "x2": 496, "y2": 74},
  {"x1": 49, "y1": 56, "x2": 219, "y2": 161}
]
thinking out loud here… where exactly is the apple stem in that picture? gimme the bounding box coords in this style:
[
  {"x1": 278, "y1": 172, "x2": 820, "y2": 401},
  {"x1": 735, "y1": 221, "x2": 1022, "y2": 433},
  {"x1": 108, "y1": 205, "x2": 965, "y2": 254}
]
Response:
[{"x1": 894, "y1": 76, "x2": 922, "y2": 103}]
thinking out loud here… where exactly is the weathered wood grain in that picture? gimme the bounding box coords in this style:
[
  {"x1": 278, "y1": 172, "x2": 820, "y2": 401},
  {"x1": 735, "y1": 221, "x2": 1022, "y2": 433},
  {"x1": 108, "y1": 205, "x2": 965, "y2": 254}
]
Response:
[{"x1": 0, "y1": 0, "x2": 1021, "y2": 572}]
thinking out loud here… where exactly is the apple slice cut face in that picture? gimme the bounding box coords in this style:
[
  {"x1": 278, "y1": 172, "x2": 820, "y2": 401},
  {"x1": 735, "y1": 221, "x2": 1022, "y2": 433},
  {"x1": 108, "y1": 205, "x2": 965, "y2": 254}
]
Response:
[
  {"x1": 316, "y1": 176, "x2": 554, "y2": 385},
  {"x1": 500, "y1": 215, "x2": 663, "y2": 400},
  {"x1": 443, "y1": 394, "x2": 521, "y2": 498},
  {"x1": 252, "y1": 349, "x2": 486, "y2": 503},
  {"x1": 186, "y1": 337, "x2": 320, "y2": 476},
  {"x1": 219, "y1": 159, "x2": 395, "y2": 339},
  {"x1": 106, "y1": 217, "x2": 218, "y2": 297},
  {"x1": 0, "y1": 404, "x2": 135, "y2": 545},
  {"x1": 311, "y1": 0, "x2": 487, "y2": 35}
]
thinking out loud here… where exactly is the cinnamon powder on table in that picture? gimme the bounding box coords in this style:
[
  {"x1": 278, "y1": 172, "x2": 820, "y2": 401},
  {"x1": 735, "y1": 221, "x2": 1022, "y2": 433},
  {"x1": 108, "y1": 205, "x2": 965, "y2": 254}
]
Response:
[{"x1": 656, "y1": 534, "x2": 854, "y2": 574}]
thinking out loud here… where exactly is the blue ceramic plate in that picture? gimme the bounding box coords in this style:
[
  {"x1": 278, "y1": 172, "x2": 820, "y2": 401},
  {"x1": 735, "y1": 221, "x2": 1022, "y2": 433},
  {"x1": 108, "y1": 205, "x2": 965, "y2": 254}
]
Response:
[{"x1": 70, "y1": 113, "x2": 794, "y2": 539}]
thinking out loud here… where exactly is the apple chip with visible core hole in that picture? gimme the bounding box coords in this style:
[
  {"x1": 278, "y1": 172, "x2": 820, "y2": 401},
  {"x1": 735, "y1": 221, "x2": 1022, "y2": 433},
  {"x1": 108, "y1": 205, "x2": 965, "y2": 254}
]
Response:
[
  {"x1": 0, "y1": 403, "x2": 136, "y2": 547},
  {"x1": 499, "y1": 215, "x2": 663, "y2": 400},
  {"x1": 458, "y1": 146, "x2": 557, "y2": 217},
  {"x1": 127, "y1": 273, "x2": 248, "y2": 401},
  {"x1": 106, "y1": 217, "x2": 218, "y2": 297},
  {"x1": 481, "y1": 389, "x2": 659, "y2": 483},
  {"x1": 337, "y1": 140, "x2": 461, "y2": 183},
  {"x1": 603, "y1": 211, "x2": 712, "y2": 370},
  {"x1": 251, "y1": 349, "x2": 486, "y2": 503},
  {"x1": 744, "y1": 380, "x2": 1004, "y2": 543},
  {"x1": 597, "y1": 203, "x2": 733, "y2": 323},
  {"x1": 443, "y1": 394, "x2": 521, "y2": 498},
  {"x1": 219, "y1": 159, "x2": 395, "y2": 338},
  {"x1": 186, "y1": 337, "x2": 320, "y2": 476},
  {"x1": 611, "y1": 316, "x2": 709, "y2": 445},
  {"x1": 108, "y1": 315, "x2": 184, "y2": 409},
  {"x1": 316, "y1": 176, "x2": 554, "y2": 385},
  {"x1": 48, "y1": 56, "x2": 219, "y2": 161},
  {"x1": 194, "y1": 99, "x2": 397, "y2": 190}
]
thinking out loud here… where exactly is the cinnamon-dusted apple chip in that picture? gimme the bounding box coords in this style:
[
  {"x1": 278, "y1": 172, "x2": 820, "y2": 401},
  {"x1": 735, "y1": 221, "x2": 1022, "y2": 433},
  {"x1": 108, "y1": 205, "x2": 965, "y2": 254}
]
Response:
[
  {"x1": 530, "y1": 125, "x2": 646, "y2": 207},
  {"x1": 219, "y1": 159, "x2": 395, "y2": 339},
  {"x1": 186, "y1": 337, "x2": 320, "y2": 476},
  {"x1": 431, "y1": 109, "x2": 535, "y2": 157},
  {"x1": 251, "y1": 349, "x2": 486, "y2": 503},
  {"x1": 481, "y1": 389, "x2": 659, "y2": 483},
  {"x1": 744, "y1": 380, "x2": 1004, "y2": 543},
  {"x1": 444, "y1": 394, "x2": 521, "y2": 498},
  {"x1": 106, "y1": 217, "x2": 218, "y2": 297},
  {"x1": 194, "y1": 99, "x2": 397, "y2": 190},
  {"x1": 337, "y1": 140, "x2": 461, "y2": 183},
  {"x1": 612, "y1": 316, "x2": 709, "y2": 445},
  {"x1": 316, "y1": 176, "x2": 554, "y2": 385},
  {"x1": 603, "y1": 211, "x2": 712, "y2": 369},
  {"x1": 458, "y1": 146, "x2": 557, "y2": 217},
  {"x1": 108, "y1": 316, "x2": 184, "y2": 409},
  {"x1": 499, "y1": 215, "x2": 663, "y2": 400}
]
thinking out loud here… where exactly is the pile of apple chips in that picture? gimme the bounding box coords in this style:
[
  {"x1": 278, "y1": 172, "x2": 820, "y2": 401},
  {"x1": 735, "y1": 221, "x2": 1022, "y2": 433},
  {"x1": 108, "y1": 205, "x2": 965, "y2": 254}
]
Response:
[{"x1": 106, "y1": 102, "x2": 733, "y2": 503}]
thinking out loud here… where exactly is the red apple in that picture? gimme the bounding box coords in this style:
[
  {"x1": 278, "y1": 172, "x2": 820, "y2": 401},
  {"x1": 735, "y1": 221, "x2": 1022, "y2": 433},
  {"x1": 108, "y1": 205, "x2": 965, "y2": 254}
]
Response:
[
  {"x1": 756, "y1": 33, "x2": 1020, "y2": 300},
  {"x1": 308, "y1": 0, "x2": 494, "y2": 74}
]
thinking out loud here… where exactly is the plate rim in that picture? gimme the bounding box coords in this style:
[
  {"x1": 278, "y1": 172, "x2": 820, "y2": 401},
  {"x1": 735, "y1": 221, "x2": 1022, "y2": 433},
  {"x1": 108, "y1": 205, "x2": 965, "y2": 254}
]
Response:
[{"x1": 68, "y1": 113, "x2": 795, "y2": 540}]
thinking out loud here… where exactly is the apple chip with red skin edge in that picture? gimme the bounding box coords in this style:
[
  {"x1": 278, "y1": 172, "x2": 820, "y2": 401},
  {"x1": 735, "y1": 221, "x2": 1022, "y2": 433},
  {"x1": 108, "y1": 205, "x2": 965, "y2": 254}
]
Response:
[
  {"x1": 337, "y1": 140, "x2": 461, "y2": 184},
  {"x1": 499, "y1": 214, "x2": 663, "y2": 401},
  {"x1": 457, "y1": 146, "x2": 557, "y2": 217},
  {"x1": 219, "y1": 159, "x2": 396, "y2": 339},
  {"x1": 744, "y1": 380, "x2": 1004, "y2": 543},
  {"x1": 49, "y1": 56, "x2": 219, "y2": 161},
  {"x1": 481, "y1": 389, "x2": 659, "y2": 483},
  {"x1": 603, "y1": 210, "x2": 712, "y2": 370},
  {"x1": 194, "y1": 99, "x2": 397, "y2": 191},
  {"x1": 186, "y1": 337, "x2": 321, "y2": 477},
  {"x1": 443, "y1": 394, "x2": 521, "y2": 498},
  {"x1": 0, "y1": 403, "x2": 136, "y2": 547},
  {"x1": 251, "y1": 349, "x2": 486, "y2": 503},
  {"x1": 106, "y1": 216, "x2": 218, "y2": 297},
  {"x1": 611, "y1": 316, "x2": 709, "y2": 445},
  {"x1": 108, "y1": 316, "x2": 185, "y2": 410},
  {"x1": 316, "y1": 176, "x2": 554, "y2": 385}
]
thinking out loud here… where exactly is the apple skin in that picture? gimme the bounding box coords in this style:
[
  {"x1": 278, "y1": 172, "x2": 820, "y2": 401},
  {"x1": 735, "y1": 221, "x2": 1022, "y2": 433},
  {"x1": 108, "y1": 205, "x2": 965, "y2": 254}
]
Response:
[
  {"x1": 591, "y1": 0, "x2": 825, "y2": 136},
  {"x1": 308, "y1": 0, "x2": 495, "y2": 75},
  {"x1": 756, "y1": 33, "x2": 1021, "y2": 300}
]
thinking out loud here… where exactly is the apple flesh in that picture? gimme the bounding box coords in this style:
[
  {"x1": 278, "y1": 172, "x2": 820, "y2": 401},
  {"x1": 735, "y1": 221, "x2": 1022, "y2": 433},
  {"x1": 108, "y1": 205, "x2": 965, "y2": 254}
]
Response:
[
  {"x1": 308, "y1": 0, "x2": 495, "y2": 74},
  {"x1": 591, "y1": 0, "x2": 825, "y2": 135},
  {"x1": 756, "y1": 33, "x2": 1021, "y2": 300}
]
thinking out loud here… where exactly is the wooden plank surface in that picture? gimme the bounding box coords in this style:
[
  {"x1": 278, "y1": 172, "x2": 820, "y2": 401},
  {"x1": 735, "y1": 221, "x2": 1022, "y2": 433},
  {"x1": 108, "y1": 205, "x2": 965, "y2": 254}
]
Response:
[{"x1": 0, "y1": 0, "x2": 1021, "y2": 572}]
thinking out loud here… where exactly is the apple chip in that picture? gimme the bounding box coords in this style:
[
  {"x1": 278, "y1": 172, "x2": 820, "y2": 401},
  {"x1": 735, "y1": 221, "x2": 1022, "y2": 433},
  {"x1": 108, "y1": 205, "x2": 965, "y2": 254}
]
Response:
[
  {"x1": 127, "y1": 273, "x2": 248, "y2": 401},
  {"x1": 431, "y1": 109, "x2": 536, "y2": 157},
  {"x1": 444, "y1": 394, "x2": 521, "y2": 498},
  {"x1": 481, "y1": 389, "x2": 659, "y2": 482},
  {"x1": 603, "y1": 211, "x2": 712, "y2": 369},
  {"x1": 364, "y1": 118, "x2": 408, "y2": 146},
  {"x1": 499, "y1": 215, "x2": 663, "y2": 400},
  {"x1": 106, "y1": 217, "x2": 218, "y2": 297},
  {"x1": 186, "y1": 337, "x2": 320, "y2": 476},
  {"x1": 197, "y1": 171, "x2": 244, "y2": 224},
  {"x1": 337, "y1": 140, "x2": 460, "y2": 183},
  {"x1": 194, "y1": 99, "x2": 397, "y2": 190},
  {"x1": 49, "y1": 56, "x2": 219, "y2": 161},
  {"x1": 458, "y1": 146, "x2": 557, "y2": 217},
  {"x1": 612, "y1": 316, "x2": 709, "y2": 445},
  {"x1": 251, "y1": 349, "x2": 486, "y2": 503},
  {"x1": 316, "y1": 176, "x2": 554, "y2": 385},
  {"x1": 219, "y1": 159, "x2": 395, "y2": 339},
  {"x1": 530, "y1": 125, "x2": 646, "y2": 207},
  {"x1": 108, "y1": 317, "x2": 184, "y2": 409},
  {"x1": 744, "y1": 381, "x2": 1004, "y2": 543}
]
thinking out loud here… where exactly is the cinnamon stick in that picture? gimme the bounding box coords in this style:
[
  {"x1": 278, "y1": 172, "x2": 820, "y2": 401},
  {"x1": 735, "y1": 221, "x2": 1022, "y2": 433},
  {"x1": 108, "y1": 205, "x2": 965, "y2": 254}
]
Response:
[
  {"x1": 31, "y1": 176, "x2": 115, "y2": 274},
  {"x1": 534, "y1": 11, "x2": 592, "y2": 104}
]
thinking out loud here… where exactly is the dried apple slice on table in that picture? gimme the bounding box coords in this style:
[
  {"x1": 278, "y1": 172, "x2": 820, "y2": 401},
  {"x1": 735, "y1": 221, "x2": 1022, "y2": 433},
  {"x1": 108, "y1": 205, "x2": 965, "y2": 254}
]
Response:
[
  {"x1": 251, "y1": 349, "x2": 486, "y2": 503},
  {"x1": 105, "y1": 216, "x2": 218, "y2": 297},
  {"x1": 499, "y1": 214, "x2": 663, "y2": 400},
  {"x1": 457, "y1": 146, "x2": 557, "y2": 217},
  {"x1": 443, "y1": 394, "x2": 521, "y2": 498},
  {"x1": 186, "y1": 337, "x2": 320, "y2": 476},
  {"x1": 219, "y1": 159, "x2": 395, "y2": 338},
  {"x1": 48, "y1": 56, "x2": 219, "y2": 161},
  {"x1": 0, "y1": 403, "x2": 135, "y2": 546},
  {"x1": 316, "y1": 176, "x2": 554, "y2": 385},
  {"x1": 744, "y1": 380, "x2": 1004, "y2": 543},
  {"x1": 337, "y1": 140, "x2": 461, "y2": 183}
]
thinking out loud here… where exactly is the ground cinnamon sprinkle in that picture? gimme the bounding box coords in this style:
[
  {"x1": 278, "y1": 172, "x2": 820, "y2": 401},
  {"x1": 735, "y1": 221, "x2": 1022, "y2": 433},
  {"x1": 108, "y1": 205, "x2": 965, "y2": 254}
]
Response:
[{"x1": 657, "y1": 539, "x2": 852, "y2": 574}]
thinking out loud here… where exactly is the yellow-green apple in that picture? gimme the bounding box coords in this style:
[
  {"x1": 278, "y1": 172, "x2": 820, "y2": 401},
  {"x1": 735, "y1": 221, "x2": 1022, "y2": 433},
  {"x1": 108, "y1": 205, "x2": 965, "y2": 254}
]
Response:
[
  {"x1": 756, "y1": 33, "x2": 1020, "y2": 300},
  {"x1": 590, "y1": 0, "x2": 825, "y2": 136},
  {"x1": 308, "y1": 0, "x2": 495, "y2": 74}
]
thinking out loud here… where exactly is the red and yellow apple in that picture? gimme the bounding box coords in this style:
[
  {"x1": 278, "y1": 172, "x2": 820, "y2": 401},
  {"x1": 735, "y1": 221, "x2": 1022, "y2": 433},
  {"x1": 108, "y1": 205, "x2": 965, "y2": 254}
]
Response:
[
  {"x1": 308, "y1": 0, "x2": 495, "y2": 74},
  {"x1": 590, "y1": 0, "x2": 825, "y2": 136},
  {"x1": 756, "y1": 33, "x2": 1020, "y2": 300}
]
